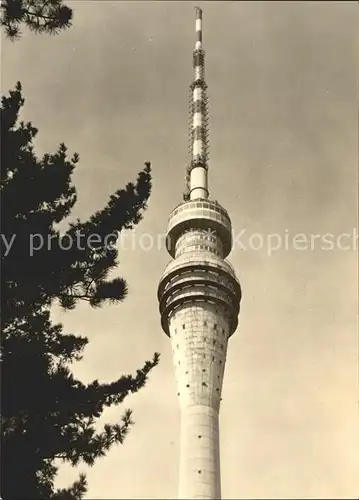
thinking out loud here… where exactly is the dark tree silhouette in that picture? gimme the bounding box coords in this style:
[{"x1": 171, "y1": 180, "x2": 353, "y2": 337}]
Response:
[
  {"x1": 1, "y1": 83, "x2": 159, "y2": 499},
  {"x1": 1, "y1": 0, "x2": 72, "y2": 40}
]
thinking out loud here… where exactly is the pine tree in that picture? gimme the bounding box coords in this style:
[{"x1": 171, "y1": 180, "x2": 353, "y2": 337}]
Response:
[
  {"x1": 1, "y1": 0, "x2": 72, "y2": 40},
  {"x1": 1, "y1": 83, "x2": 160, "y2": 499}
]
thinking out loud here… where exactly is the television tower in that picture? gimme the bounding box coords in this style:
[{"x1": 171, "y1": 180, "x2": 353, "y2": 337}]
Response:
[{"x1": 158, "y1": 7, "x2": 242, "y2": 499}]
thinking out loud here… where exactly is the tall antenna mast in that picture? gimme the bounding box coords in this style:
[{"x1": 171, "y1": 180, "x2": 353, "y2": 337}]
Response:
[{"x1": 184, "y1": 6, "x2": 209, "y2": 201}]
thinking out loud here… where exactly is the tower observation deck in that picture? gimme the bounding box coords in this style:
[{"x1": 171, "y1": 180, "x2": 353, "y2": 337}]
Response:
[{"x1": 157, "y1": 8, "x2": 242, "y2": 499}]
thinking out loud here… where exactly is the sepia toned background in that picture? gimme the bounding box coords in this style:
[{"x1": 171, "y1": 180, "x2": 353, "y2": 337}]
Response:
[{"x1": 2, "y1": 1, "x2": 358, "y2": 498}]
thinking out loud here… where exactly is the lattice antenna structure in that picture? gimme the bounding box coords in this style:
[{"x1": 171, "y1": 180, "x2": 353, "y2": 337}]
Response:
[{"x1": 184, "y1": 6, "x2": 210, "y2": 201}]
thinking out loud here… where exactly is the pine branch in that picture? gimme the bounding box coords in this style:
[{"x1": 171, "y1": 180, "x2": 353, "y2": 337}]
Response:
[{"x1": 1, "y1": 82, "x2": 157, "y2": 500}]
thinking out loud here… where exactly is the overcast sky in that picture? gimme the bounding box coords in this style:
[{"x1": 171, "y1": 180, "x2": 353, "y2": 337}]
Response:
[{"x1": 2, "y1": 1, "x2": 358, "y2": 498}]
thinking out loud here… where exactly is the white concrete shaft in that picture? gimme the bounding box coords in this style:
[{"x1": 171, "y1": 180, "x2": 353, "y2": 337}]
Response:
[
  {"x1": 190, "y1": 166, "x2": 208, "y2": 199},
  {"x1": 190, "y1": 187, "x2": 208, "y2": 200},
  {"x1": 169, "y1": 301, "x2": 231, "y2": 499},
  {"x1": 179, "y1": 405, "x2": 221, "y2": 499}
]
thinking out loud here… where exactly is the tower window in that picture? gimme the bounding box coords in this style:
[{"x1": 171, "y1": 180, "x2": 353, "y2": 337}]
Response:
[
  {"x1": 204, "y1": 320, "x2": 207, "y2": 326},
  {"x1": 213, "y1": 340, "x2": 216, "y2": 345},
  {"x1": 202, "y1": 382, "x2": 207, "y2": 387},
  {"x1": 186, "y1": 384, "x2": 190, "y2": 388},
  {"x1": 202, "y1": 368, "x2": 206, "y2": 372},
  {"x1": 182, "y1": 324, "x2": 185, "y2": 329},
  {"x1": 198, "y1": 435, "x2": 202, "y2": 439},
  {"x1": 198, "y1": 470, "x2": 202, "y2": 474},
  {"x1": 212, "y1": 356, "x2": 215, "y2": 361},
  {"x1": 220, "y1": 344, "x2": 223, "y2": 349},
  {"x1": 214, "y1": 324, "x2": 217, "y2": 330}
]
